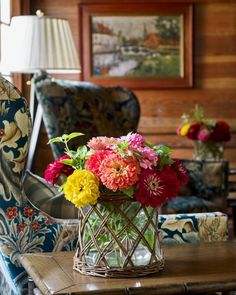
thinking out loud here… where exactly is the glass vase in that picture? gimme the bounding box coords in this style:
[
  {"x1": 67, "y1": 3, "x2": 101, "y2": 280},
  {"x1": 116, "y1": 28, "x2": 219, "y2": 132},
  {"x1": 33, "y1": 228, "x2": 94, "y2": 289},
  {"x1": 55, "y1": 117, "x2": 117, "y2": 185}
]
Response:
[
  {"x1": 193, "y1": 140, "x2": 224, "y2": 161},
  {"x1": 74, "y1": 195, "x2": 164, "y2": 278}
]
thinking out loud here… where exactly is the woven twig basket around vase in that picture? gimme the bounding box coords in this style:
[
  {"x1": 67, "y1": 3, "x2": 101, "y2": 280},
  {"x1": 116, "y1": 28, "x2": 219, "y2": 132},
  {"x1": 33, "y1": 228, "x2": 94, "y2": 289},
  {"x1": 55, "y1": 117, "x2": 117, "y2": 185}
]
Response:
[{"x1": 73, "y1": 195, "x2": 164, "y2": 278}]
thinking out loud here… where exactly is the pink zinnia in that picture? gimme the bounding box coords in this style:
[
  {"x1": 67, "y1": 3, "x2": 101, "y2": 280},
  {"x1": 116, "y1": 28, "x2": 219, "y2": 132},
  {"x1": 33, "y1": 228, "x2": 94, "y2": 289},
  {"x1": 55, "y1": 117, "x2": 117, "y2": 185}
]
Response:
[
  {"x1": 44, "y1": 155, "x2": 74, "y2": 186},
  {"x1": 128, "y1": 133, "x2": 145, "y2": 148},
  {"x1": 87, "y1": 136, "x2": 118, "y2": 150},
  {"x1": 99, "y1": 153, "x2": 141, "y2": 191},
  {"x1": 135, "y1": 167, "x2": 180, "y2": 208},
  {"x1": 85, "y1": 150, "x2": 112, "y2": 178},
  {"x1": 135, "y1": 146, "x2": 158, "y2": 169},
  {"x1": 197, "y1": 127, "x2": 211, "y2": 141}
]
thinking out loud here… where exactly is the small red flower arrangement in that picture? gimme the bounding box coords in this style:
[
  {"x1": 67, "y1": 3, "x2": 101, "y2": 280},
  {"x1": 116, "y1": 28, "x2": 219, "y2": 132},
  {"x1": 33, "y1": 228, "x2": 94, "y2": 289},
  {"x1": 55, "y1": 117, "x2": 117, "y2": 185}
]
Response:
[
  {"x1": 177, "y1": 105, "x2": 231, "y2": 142},
  {"x1": 44, "y1": 132, "x2": 188, "y2": 209}
]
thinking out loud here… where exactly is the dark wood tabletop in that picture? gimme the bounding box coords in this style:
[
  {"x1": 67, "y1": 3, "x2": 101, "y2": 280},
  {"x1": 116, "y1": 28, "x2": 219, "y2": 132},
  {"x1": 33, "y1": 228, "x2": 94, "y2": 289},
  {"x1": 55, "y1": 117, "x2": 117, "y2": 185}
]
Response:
[{"x1": 20, "y1": 241, "x2": 236, "y2": 295}]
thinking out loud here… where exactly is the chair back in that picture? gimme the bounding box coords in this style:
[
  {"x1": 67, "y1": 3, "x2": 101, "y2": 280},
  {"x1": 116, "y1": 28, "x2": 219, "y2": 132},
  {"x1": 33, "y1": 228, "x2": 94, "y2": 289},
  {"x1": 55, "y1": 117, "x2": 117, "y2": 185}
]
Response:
[
  {"x1": 181, "y1": 159, "x2": 229, "y2": 212},
  {"x1": 34, "y1": 75, "x2": 140, "y2": 159}
]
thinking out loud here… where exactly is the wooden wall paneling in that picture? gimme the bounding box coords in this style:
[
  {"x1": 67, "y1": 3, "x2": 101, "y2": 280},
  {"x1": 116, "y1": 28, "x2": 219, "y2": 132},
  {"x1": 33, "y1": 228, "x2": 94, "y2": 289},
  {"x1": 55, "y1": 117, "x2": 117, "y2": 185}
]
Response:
[{"x1": 29, "y1": 0, "x2": 236, "y2": 176}]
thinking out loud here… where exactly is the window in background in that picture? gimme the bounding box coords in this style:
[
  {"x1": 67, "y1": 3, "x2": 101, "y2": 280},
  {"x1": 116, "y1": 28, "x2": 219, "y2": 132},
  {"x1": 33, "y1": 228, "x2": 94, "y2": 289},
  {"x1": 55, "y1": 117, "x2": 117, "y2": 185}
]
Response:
[{"x1": 0, "y1": 0, "x2": 11, "y2": 81}]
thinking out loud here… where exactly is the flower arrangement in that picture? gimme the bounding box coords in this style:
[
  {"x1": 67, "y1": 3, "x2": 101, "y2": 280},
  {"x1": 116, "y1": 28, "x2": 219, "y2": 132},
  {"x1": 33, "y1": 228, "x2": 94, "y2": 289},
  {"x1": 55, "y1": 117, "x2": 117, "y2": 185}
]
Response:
[
  {"x1": 44, "y1": 132, "x2": 189, "y2": 277},
  {"x1": 177, "y1": 105, "x2": 231, "y2": 160},
  {"x1": 177, "y1": 105, "x2": 231, "y2": 143},
  {"x1": 44, "y1": 132, "x2": 189, "y2": 209}
]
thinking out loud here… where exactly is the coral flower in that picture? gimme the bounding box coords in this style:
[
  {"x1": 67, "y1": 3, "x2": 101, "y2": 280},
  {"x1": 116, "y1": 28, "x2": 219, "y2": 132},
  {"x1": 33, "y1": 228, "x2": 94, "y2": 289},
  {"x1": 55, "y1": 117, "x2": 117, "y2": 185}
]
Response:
[
  {"x1": 44, "y1": 154, "x2": 74, "y2": 186},
  {"x1": 99, "y1": 153, "x2": 141, "y2": 191},
  {"x1": 85, "y1": 150, "x2": 112, "y2": 177},
  {"x1": 135, "y1": 167, "x2": 180, "y2": 208},
  {"x1": 64, "y1": 170, "x2": 100, "y2": 208}
]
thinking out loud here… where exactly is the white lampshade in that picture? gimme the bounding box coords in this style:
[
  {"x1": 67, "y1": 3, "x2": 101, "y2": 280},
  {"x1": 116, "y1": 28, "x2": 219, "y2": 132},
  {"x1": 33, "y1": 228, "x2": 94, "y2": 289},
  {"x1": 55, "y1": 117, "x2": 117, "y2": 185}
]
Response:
[{"x1": 1, "y1": 13, "x2": 80, "y2": 73}]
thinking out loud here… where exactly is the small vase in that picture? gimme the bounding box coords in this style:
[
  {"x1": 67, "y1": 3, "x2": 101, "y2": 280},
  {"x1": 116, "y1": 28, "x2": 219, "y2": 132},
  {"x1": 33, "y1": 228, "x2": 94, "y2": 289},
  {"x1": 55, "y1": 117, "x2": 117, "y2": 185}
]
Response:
[
  {"x1": 193, "y1": 140, "x2": 224, "y2": 161},
  {"x1": 74, "y1": 194, "x2": 164, "y2": 277}
]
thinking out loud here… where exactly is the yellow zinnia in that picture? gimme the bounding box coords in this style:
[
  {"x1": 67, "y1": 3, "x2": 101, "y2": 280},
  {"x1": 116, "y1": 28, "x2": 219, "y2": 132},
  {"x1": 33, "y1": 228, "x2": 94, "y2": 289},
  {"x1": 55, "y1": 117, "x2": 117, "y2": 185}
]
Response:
[
  {"x1": 64, "y1": 170, "x2": 100, "y2": 208},
  {"x1": 180, "y1": 124, "x2": 191, "y2": 136}
]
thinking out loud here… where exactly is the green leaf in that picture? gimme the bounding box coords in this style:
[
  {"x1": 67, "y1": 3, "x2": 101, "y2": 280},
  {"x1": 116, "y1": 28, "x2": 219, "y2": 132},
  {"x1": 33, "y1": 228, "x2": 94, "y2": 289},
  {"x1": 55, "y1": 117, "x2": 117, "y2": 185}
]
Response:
[
  {"x1": 47, "y1": 137, "x2": 63, "y2": 144},
  {"x1": 60, "y1": 159, "x2": 74, "y2": 166},
  {"x1": 122, "y1": 187, "x2": 134, "y2": 197},
  {"x1": 48, "y1": 132, "x2": 84, "y2": 145},
  {"x1": 76, "y1": 145, "x2": 88, "y2": 158},
  {"x1": 66, "y1": 132, "x2": 84, "y2": 141},
  {"x1": 154, "y1": 144, "x2": 172, "y2": 155}
]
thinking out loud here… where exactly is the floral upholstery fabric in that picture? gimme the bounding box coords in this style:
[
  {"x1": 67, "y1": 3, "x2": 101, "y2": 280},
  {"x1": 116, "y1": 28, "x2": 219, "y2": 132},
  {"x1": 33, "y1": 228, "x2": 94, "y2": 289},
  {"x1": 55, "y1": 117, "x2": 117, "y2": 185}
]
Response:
[
  {"x1": 158, "y1": 212, "x2": 228, "y2": 244},
  {"x1": 163, "y1": 159, "x2": 228, "y2": 214},
  {"x1": 0, "y1": 76, "x2": 79, "y2": 295},
  {"x1": 34, "y1": 75, "x2": 140, "y2": 159}
]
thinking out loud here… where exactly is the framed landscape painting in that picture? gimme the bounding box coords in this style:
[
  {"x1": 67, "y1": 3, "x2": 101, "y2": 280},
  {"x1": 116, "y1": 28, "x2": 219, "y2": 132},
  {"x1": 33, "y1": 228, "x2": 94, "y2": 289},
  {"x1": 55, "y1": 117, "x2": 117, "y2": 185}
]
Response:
[{"x1": 79, "y1": 3, "x2": 193, "y2": 89}]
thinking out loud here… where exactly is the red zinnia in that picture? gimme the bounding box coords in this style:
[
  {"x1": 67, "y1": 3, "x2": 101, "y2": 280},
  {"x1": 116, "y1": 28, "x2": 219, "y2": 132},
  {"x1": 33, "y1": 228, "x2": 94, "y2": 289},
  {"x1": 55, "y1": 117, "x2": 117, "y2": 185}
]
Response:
[
  {"x1": 134, "y1": 167, "x2": 180, "y2": 208},
  {"x1": 44, "y1": 154, "x2": 74, "y2": 186},
  {"x1": 186, "y1": 122, "x2": 202, "y2": 140},
  {"x1": 172, "y1": 159, "x2": 189, "y2": 186},
  {"x1": 210, "y1": 121, "x2": 231, "y2": 142}
]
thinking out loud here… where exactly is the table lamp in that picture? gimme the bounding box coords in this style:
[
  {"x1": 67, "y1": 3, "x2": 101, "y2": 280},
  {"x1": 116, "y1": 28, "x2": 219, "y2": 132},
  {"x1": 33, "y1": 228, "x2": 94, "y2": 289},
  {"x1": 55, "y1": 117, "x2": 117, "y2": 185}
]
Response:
[{"x1": 0, "y1": 10, "x2": 81, "y2": 170}]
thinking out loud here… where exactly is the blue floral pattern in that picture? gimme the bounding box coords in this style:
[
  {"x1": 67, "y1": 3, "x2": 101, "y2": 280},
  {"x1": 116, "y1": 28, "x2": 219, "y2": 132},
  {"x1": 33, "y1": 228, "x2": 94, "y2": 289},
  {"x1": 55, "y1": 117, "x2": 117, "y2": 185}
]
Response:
[{"x1": 0, "y1": 77, "x2": 79, "y2": 295}]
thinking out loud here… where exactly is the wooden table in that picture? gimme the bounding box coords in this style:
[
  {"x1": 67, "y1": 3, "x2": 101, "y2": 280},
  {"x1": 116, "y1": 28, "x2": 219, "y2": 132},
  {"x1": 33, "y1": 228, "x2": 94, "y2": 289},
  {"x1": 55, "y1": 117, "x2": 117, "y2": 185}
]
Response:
[{"x1": 20, "y1": 241, "x2": 236, "y2": 295}]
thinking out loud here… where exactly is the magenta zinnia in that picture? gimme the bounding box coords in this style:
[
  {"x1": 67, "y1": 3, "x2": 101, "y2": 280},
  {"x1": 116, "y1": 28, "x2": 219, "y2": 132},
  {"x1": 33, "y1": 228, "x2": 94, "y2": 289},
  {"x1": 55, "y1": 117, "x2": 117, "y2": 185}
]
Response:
[
  {"x1": 172, "y1": 159, "x2": 189, "y2": 186},
  {"x1": 44, "y1": 154, "x2": 74, "y2": 186},
  {"x1": 135, "y1": 167, "x2": 180, "y2": 208},
  {"x1": 99, "y1": 153, "x2": 141, "y2": 191}
]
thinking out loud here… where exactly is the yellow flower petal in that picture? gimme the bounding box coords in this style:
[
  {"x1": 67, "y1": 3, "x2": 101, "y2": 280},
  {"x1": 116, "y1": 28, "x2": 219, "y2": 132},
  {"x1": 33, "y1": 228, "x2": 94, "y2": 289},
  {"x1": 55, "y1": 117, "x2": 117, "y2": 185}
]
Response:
[
  {"x1": 64, "y1": 170, "x2": 100, "y2": 208},
  {"x1": 180, "y1": 124, "x2": 191, "y2": 136}
]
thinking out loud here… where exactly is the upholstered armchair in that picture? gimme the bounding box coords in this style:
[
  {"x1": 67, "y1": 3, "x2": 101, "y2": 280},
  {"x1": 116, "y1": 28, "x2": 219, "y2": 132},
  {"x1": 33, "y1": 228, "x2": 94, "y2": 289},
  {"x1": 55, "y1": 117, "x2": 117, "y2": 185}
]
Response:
[
  {"x1": 31, "y1": 73, "x2": 140, "y2": 164},
  {"x1": 163, "y1": 159, "x2": 229, "y2": 214},
  {"x1": 0, "y1": 76, "x2": 79, "y2": 295}
]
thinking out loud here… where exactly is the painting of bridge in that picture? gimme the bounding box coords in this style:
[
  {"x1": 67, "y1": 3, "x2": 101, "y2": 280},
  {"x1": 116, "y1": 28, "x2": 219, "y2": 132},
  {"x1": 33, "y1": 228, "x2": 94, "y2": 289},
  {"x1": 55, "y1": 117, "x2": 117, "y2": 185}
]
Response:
[{"x1": 91, "y1": 15, "x2": 183, "y2": 78}]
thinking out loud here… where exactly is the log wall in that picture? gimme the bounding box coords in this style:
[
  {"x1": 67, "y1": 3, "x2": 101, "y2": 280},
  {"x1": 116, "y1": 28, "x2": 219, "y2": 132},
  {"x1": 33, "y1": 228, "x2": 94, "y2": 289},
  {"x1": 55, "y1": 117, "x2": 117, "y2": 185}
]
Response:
[{"x1": 27, "y1": 0, "x2": 236, "y2": 176}]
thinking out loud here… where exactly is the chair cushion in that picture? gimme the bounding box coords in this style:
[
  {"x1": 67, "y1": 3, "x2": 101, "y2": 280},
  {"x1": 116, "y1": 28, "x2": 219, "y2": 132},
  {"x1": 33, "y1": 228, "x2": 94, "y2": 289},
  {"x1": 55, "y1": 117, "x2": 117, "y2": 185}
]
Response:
[{"x1": 22, "y1": 170, "x2": 78, "y2": 219}]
